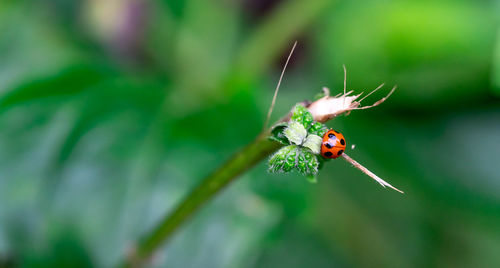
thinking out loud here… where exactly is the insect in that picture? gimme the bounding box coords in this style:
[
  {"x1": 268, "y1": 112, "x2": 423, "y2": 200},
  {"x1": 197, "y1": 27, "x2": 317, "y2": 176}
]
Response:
[{"x1": 321, "y1": 129, "x2": 346, "y2": 159}]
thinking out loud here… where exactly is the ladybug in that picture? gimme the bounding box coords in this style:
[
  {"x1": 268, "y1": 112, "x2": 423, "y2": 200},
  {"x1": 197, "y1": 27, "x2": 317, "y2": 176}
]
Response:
[{"x1": 321, "y1": 129, "x2": 346, "y2": 159}]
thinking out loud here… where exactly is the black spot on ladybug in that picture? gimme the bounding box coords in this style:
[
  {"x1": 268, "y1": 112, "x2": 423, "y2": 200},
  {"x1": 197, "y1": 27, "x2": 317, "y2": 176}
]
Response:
[
  {"x1": 325, "y1": 143, "x2": 333, "y2": 149},
  {"x1": 337, "y1": 150, "x2": 344, "y2": 155},
  {"x1": 340, "y1": 139, "x2": 345, "y2": 145},
  {"x1": 328, "y1": 133, "x2": 334, "y2": 138},
  {"x1": 324, "y1": 152, "x2": 333, "y2": 157}
]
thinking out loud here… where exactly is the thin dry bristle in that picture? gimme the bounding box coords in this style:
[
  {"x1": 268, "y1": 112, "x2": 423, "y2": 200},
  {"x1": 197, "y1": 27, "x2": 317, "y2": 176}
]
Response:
[
  {"x1": 264, "y1": 41, "x2": 297, "y2": 129},
  {"x1": 374, "y1": 85, "x2": 397, "y2": 106},
  {"x1": 342, "y1": 65, "x2": 347, "y2": 107},
  {"x1": 341, "y1": 153, "x2": 404, "y2": 194},
  {"x1": 355, "y1": 85, "x2": 397, "y2": 110},
  {"x1": 358, "y1": 83, "x2": 385, "y2": 103},
  {"x1": 322, "y1": 87, "x2": 330, "y2": 97},
  {"x1": 343, "y1": 65, "x2": 347, "y2": 96}
]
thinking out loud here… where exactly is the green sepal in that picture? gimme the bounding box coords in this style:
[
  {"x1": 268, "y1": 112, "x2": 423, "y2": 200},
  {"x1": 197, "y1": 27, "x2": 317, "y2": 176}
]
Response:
[{"x1": 269, "y1": 122, "x2": 290, "y2": 144}]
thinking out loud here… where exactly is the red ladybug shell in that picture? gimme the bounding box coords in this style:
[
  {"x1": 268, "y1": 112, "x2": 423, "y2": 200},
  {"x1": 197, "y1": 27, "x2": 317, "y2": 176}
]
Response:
[{"x1": 321, "y1": 129, "x2": 346, "y2": 159}]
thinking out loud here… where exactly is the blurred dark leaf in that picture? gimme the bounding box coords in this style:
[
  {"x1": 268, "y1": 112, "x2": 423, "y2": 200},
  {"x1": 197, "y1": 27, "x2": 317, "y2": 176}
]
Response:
[
  {"x1": 20, "y1": 228, "x2": 93, "y2": 268},
  {"x1": 0, "y1": 64, "x2": 116, "y2": 112}
]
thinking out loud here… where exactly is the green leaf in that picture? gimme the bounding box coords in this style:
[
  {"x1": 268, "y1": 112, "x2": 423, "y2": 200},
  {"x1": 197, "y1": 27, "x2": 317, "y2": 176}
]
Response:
[{"x1": 0, "y1": 64, "x2": 115, "y2": 112}]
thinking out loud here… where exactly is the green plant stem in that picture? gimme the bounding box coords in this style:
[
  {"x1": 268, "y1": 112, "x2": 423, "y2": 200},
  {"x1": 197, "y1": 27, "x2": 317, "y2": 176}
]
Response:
[{"x1": 124, "y1": 131, "x2": 282, "y2": 267}]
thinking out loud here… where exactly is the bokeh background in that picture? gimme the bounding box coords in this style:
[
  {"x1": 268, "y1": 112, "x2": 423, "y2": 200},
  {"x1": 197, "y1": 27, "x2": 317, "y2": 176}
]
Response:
[{"x1": 1, "y1": 0, "x2": 500, "y2": 267}]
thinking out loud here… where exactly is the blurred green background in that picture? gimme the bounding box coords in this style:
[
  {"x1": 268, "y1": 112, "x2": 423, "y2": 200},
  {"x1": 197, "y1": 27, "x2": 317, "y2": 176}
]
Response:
[{"x1": 1, "y1": 0, "x2": 500, "y2": 267}]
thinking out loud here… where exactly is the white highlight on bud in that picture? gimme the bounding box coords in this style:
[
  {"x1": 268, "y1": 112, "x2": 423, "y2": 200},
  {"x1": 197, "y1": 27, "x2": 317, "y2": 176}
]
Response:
[
  {"x1": 302, "y1": 134, "x2": 322, "y2": 154},
  {"x1": 284, "y1": 121, "x2": 307, "y2": 145}
]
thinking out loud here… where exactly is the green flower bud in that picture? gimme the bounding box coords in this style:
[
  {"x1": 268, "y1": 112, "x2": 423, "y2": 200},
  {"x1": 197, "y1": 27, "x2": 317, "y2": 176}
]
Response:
[
  {"x1": 309, "y1": 122, "x2": 328, "y2": 137},
  {"x1": 269, "y1": 145, "x2": 319, "y2": 177},
  {"x1": 303, "y1": 113, "x2": 313, "y2": 129},
  {"x1": 300, "y1": 150, "x2": 319, "y2": 176},
  {"x1": 283, "y1": 161, "x2": 294, "y2": 172},
  {"x1": 269, "y1": 103, "x2": 329, "y2": 180},
  {"x1": 269, "y1": 145, "x2": 298, "y2": 173},
  {"x1": 291, "y1": 105, "x2": 314, "y2": 130}
]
